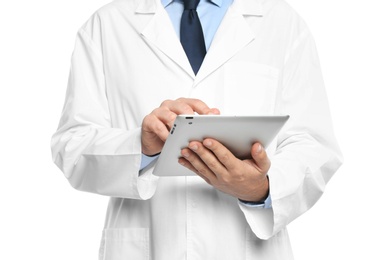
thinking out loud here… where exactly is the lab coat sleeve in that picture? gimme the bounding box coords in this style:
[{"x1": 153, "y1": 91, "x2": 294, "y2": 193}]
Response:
[
  {"x1": 239, "y1": 29, "x2": 343, "y2": 239},
  {"x1": 51, "y1": 26, "x2": 158, "y2": 199}
]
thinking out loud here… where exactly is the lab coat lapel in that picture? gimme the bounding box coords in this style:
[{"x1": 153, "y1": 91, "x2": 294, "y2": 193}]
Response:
[
  {"x1": 194, "y1": 0, "x2": 264, "y2": 85},
  {"x1": 137, "y1": 0, "x2": 195, "y2": 78}
]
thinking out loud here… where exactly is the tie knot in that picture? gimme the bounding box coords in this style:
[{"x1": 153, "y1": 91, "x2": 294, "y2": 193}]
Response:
[{"x1": 183, "y1": 0, "x2": 200, "y2": 10}]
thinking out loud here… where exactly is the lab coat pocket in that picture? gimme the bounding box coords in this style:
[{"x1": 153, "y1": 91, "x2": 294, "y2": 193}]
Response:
[
  {"x1": 223, "y1": 62, "x2": 279, "y2": 115},
  {"x1": 99, "y1": 228, "x2": 150, "y2": 260}
]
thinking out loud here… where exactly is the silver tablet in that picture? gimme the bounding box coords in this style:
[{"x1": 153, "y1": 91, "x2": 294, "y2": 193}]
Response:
[{"x1": 153, "y1": 115, "x2": 289, "y2": 177}]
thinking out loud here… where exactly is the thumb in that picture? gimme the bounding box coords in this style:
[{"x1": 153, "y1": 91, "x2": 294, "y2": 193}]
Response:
[{"x1": 251, "y1": 143, "x2": 271, "y2": 173}]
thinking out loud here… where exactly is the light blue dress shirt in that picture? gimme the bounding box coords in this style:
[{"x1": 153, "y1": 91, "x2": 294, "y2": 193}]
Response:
[
  {"x1": 140, "y1": 0, "x2": 271, "y2": 208},
  {"x1": 161, "y1": 0, "x2": 233, "y2": 50}
]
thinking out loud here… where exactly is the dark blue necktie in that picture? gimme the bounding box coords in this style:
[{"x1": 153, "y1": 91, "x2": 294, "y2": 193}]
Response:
[{"x1": 180, "y1": 0, "x2": 206, "y2": 75}]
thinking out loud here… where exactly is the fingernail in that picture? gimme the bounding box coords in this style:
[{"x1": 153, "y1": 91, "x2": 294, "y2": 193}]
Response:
[
  {"x1": 204, "y1": 140, "x2": 212, "y2": 147},
  {"x1": 190, "y1": 144, "x2": 198, "y2": 151},
  {"x1": 208, "y1": 108, "x2": 220, "y2": 115},
  {"x1": 179, "y1": 159, "x2": 186, "y2": 166},
  {"x1": 257, "y1": 144, "x2": 263, "y2": 153},
  {"x1": 182, "y1": 151, "x2": 190, "y2": 158}
]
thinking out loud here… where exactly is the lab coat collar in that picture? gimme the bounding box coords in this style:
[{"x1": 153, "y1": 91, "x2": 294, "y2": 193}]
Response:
[
  {"x1": 135, "y1": 0, "x2": 157, "y2": 14},
  {"x1": 239, "y1": 0, "x2": 264, "y2": 16},
  {"x1": 138, "y1": 0, "x2": 195, "y2": 76},
  {"x1": 136, "y1": 0, "x2": 264, "y2": 80},
  {"x1": 194, "y1": 0, "x2": 263, "y2": 84}
]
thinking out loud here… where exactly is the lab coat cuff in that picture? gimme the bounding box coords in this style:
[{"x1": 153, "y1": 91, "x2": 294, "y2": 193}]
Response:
[
  {"x1": 134, "y1": 168, "x2": 159, "y2": 200},
  {"x1": 238, "y1": 202, "x2": 275, "y2": 240},
  {"x1": 132, "y1": 128, "x2": 159, "y2": 200}
]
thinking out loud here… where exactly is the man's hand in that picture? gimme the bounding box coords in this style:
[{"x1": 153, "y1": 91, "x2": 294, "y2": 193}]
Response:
[
  {"x1": 141, "y1": 98, "x2": 220, "y2": 156},
  {"x1": 179, "y1": 139, "x2": 270, "y2": 202}
]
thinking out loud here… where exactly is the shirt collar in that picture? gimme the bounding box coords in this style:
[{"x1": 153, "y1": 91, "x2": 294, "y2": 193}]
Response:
[{"x1": 161, "y1": 0, "x2": 223, "y2": 8}]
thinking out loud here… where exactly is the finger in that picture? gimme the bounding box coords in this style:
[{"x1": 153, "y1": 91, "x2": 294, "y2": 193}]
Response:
[
  {"x1": 176, "y1": 98, "x2": 217, "y2": 115},
  {"x1": 160, "y1": 99, "x2": 195, "y2": 115},
  {"x1": 178, "y1": 153, "x2": 198, "y2": 172},
  {"x1": 208, "y1": 108, "x2": 221, "y2": 115},
  {"x1": 181, "y1": 145, "x2": 217, "y2": 182},
  {"x1": 178, "y1": 156, "x2": 212, "y2": 185},
  {"x1": 142, "y1": 113, "x2": 170, "y2": 140},
  {"x1": 155, "y1": 99, "x2": 220, "y2": 131},
  {"x1": 151, "y1": 107, "x2": 178, "y2": 130},
  {"x1": 152, "y1": 100, "x2": 199, "y2": 132},
  {"x1": 202, "y1": 139, "x2": 237, "y2": 170},
  {"x1": 162, "y1": 98, "x2": 219, "y2": 116},
  {"x1": 251, "y1": 143, "x2": 271, "y2": 173}
]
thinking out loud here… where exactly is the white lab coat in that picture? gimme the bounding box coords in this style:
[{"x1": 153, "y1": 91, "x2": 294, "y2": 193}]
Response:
[{"x1": 51, "y1": 0, "x2": 343, "y2": 259}]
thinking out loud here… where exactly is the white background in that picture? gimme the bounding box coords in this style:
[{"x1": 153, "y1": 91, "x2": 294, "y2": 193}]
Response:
[{"x1": 0, "y1": 0, "x2": 389, "y2": 259}]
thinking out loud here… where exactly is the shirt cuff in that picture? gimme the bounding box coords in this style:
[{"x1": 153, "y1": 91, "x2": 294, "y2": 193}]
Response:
[
  {"x1": 238, "y1": 193, "x2": 272, "y2": 208},
  {"x1": 140, "y1": 153, "x2": 159, "y2": 171}
]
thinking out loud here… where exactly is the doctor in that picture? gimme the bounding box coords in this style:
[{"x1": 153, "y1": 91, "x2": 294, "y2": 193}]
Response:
[{"x1": 51, "y1": 0, "x2": 343, "y2": 259}]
